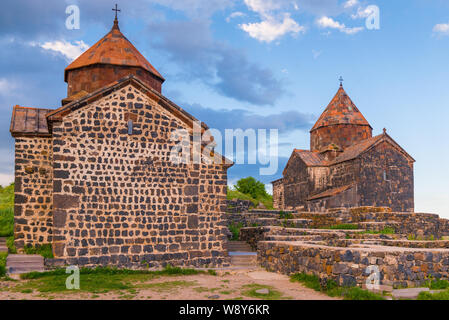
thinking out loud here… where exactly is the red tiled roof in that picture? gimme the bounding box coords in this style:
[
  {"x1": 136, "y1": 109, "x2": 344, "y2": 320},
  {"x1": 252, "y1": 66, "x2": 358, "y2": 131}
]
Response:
[
  {"x1": 311, "y1": 85, "x2": 371, "y2": 131},
  {"x1": 64, "y1": 21, "x2": 164, "y2": 82},
  {"x1": 294, "y1": 149, "x2": 326, "y2": 166},
  {"x1": 307, "y1": 184, "x2": 354, "y2": 201},
  {"x1": 10, "y1": 106, "x2": 53, "y2": 136},
  {"x1": 332, "y1": 134, "x2": 383, "y2": 164},
  {"x1": 331, "y1": 132, "x2": 415, "y2": 164}
]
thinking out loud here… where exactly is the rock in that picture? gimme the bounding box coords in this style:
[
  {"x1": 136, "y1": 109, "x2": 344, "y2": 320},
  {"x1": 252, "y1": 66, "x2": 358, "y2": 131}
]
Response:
[
  {"x1": 255, "y1": 288, "x2": 270, "y2": 295},
  {"x1": 257, "y1": 202, "x2": 266, "y2": 209},
  {"x1": 208, "y1": 295, "x2": 220, "y2": 299}
]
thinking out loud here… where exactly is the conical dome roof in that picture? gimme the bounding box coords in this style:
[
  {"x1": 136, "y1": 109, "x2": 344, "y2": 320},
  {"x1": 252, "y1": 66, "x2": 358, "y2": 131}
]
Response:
[
  {"x1": 311, "y1": 85, "x2": 371, "y2": 131},
  {"x1": 64, "y1": 20, "x2": 164, "y2": 82}
]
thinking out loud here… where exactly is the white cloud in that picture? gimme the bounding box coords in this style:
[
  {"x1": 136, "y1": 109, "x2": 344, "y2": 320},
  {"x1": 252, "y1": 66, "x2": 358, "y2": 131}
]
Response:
[
  {"x1": 244, "y1": 0, "x2": 281, "y2": 17},
  {"x1": 35, "y1": 40, "x2": 89, "y2": 61},
  {"x1": 351, "y1": 6, "x2": 375, "y2": 19},
  {"x1": 226, "y1": 11, "x2": 246, "y2": 23},
  {"x1": 240, "y1": 14, "x2": 305, "y2": 43},
  {"x1": 316, "y1": 16, "x2": 363, "y2": 35},
  {"x1": 433, "y1": 22, "x2": 449, "y2": 35},
  {"x1": 0, "y1": 78, "x2": 16, "y2": 96},
  {"x1": 0, "y1": 173, "x2": 13, "y2": 187},
  {"x1": 344, "y1": 0, "x2": 359, "y2": 9}
]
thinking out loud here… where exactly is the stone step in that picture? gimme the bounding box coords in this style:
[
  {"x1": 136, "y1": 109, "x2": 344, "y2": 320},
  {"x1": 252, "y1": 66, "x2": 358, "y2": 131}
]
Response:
[
  {"x1": 226, "y1": 241, "x2": 253, "y2": 252},
  {"x1": 229, "y1": 253, "x2": 257, "y2": 267},
  {"x1": 6, "y1": 254, "x2": 44, "y2": 275},
  {"x1": 0, "y1": 237, "x2": 6, "y2": 253}
]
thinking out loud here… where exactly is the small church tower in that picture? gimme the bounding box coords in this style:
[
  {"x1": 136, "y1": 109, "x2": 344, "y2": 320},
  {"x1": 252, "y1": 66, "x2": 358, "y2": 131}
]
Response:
[
  {"x1": 63, "y1": 11, "x2": 165, "y2": 105},
  {"x1": 310, "y1": 83, "x2": 373, "y2": 153}
]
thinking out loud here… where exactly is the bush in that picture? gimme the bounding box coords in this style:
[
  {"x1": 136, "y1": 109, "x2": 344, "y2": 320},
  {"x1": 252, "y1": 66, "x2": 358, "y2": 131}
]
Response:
[
  {"x1": 24, "y1": 244, "x2": 54, "y2": 259},
  {"x1": 229, "y1": 222, "x2": 243, "y2": 241},
  {"x1": 235, "y1": 177, "x2": 269, "y2": 200},
  {"x1": 0, "y1": 252, "x2": 7, "y2": 277}
]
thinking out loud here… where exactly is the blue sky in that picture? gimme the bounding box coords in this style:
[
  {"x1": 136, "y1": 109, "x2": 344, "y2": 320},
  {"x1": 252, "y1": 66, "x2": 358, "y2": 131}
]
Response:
[{"x1": 1, "y1": 0, "x2": 448, "y2": 216}]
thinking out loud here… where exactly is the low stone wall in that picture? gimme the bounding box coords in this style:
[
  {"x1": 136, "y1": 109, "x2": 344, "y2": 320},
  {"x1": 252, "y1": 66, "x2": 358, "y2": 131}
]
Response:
[
  {"x1": 45, "y1": 253, "x2": 231, "y2": 270},
  {"x1": 226, "y1": 199, "x2": 254, "y2": 213},
  {"x1": 258, "y1": 241, "x2": 449, "y2": 288}
]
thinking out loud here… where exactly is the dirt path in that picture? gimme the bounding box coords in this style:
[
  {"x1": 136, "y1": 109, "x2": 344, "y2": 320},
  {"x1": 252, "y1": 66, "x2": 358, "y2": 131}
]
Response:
[{"x1": 0, "y1": 268, "x2": 336, "y2": 300}]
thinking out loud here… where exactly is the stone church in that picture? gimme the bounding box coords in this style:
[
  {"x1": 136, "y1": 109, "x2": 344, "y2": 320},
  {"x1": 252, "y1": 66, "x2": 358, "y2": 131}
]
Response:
[
  {"x1": 272, "y1": 83, "x2": 415, "y2": 212},
  {"x1": 9, "y1": 16, "x2": 233, "y2": 268}
]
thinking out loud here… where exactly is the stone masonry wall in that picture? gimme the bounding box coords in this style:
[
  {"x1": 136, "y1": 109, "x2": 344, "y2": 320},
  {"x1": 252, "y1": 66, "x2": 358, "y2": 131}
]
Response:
[
  {"x1": 272, "y1": 180, "x2": 284, "y2": 210},
  {"x1": 13, "y1": 137, "x2": 53, "y2": 248},
  {"x1": 358, "y1": 141, "x2": 414, "y2": 212},
  {"x1": 49, "y1": 84, "x2": 229, "y2": 268},
  {"x1": 259, "y1": 241, "x2": 449, "y2": 288}
]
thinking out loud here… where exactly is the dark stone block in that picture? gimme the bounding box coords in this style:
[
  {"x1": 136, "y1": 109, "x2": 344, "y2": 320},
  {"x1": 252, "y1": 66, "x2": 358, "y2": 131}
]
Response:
[
  {"x1": 53, "y1": 243, "x2": 65, "y2": 257},
  {"x1": 52, "y1": 210, "x2": 66, "y2": 228},
  {"x1": 188, "y1": 215, "x2": 199, "y2": 229},
  {"x1": 186, "y1": 204, "x2": 198, "y2": 214},
  {"x1": 184, "y1": 186, "x2": 198, "y2": 196},
  {"x1": 54, "y1": 170, "x2": 70, "y2": 179},
  {"x1": 54, "y1": 194, "x2": 79, "y2": 209}
]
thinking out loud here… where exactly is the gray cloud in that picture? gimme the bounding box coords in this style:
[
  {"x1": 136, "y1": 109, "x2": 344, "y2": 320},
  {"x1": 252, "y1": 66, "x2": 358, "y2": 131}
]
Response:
[
  {"x1": 150, "y1": 19, "x2": 285, "y2": 105},
  {"x1": 180, "y1": 102, "x2": 313, "y2": 133}
]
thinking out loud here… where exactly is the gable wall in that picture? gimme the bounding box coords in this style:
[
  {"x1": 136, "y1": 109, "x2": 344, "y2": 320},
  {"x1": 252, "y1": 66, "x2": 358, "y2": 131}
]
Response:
[
  {"x1": 282, "y1": 156, "x2": 313, "y2": 209},
  {"x1": 50, "y1": 84, "x2": 228, "y2": 268},
  {"x1": 13, "y1": 137, "x2": 53, "y2": 249},
  {"x1": 357, "y1": 141, "x2": 414, "y2": 212}
]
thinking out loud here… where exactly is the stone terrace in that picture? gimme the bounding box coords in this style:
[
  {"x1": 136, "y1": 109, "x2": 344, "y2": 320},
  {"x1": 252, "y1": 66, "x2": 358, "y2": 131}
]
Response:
[{"x1": 227, "y1": 207, "x2": 449, "y2": 289}]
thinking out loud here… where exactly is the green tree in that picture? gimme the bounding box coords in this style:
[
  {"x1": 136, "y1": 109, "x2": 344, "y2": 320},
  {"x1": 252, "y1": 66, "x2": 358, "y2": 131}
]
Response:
[{"x1": 234, "y1": 177, "x2": 268, "y2": 199}]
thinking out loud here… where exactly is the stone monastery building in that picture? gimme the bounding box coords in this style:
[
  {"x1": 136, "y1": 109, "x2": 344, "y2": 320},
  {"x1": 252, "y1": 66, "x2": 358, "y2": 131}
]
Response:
[
  {"x1": 9, "y1": 17, "x2": 233, "y2": 267},
  {"x1": 272, "y1": 83, "x2": 415, "y2": 212}
]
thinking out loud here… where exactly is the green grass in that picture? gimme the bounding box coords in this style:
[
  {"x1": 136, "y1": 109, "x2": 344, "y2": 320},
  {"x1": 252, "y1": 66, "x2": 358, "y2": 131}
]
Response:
[
  {"x1": 0, "y1": 252, "x2": 7, "y2": 277},
  {"x1": 15, "y1": 265, "x2": 208, "y2": 294},
  {"x1": 240, "y1": 284, "x2": 289, "y2": 300},
  {"x1": 23, "y1": 244, "x2": 54, "y2": 259},
  {"x1": 6, "y1": 236, "x2": 16, "y2": 254},
  {"x1": 427, "y1": 279, "x2": 449, "y2": 290},
  {"x1": 228, "y1": 222, "x2": 243, "y2": 241},
  {"x1": 0, "y1": 183, "x2": 14, "y2": 238},
  {"x1": 326, "y1": 224, "x2": 360, "y2": 230},
  {"x1": 290, "y1": 272, "x2": 385, "y2": 300},
  {"x1": 418, "y1": 290, "x2": 449, "y2": 300},
  {"x1": 227, "y1": 189, "x2": 273, "y2": 210},
  {"x1": 363, "y1": 227, "x2": 396, "y2": 235}
]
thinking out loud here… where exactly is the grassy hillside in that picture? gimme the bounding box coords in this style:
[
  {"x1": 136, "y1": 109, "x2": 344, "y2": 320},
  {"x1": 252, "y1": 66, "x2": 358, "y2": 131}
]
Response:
[
  {"x1": 0, "y1": 184, "x2": 14, "y2": 237},
  {"x1": 227, "y1": 188, "x2": 273, "y2": 210}
]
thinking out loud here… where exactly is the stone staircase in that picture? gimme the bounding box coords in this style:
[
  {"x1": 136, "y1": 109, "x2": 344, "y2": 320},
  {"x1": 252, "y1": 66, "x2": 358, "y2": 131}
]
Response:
[
  {"x1": 0, "y1": 237, "x2": 7, "y2": 253},
  {"x1": 6, "y1": 254, "x2": 44, "y2": 276},
  {"x1": 226, "y1": 241, "x2": 258, "y2": 268}
]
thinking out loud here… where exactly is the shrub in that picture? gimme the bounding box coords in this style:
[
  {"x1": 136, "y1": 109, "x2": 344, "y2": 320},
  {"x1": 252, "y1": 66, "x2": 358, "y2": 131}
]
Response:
[
  {"x1": 24, "y1": 244, "x2": 54, "y2": 259},
  {"x1": 0, "y1": 252, "x2": 7, "y2": 277},
  {"x1": 235, "y1": 177, "x2": 269, "y2": 200},
  {"x1": 228, "y1": 222, "x2": 243, "y2": 241}
]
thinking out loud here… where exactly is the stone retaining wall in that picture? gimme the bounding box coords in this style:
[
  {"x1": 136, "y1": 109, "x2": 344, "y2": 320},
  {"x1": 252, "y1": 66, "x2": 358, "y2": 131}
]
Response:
[{"x1": 258, "y1": 241, "x2": 449, "y2": 288}]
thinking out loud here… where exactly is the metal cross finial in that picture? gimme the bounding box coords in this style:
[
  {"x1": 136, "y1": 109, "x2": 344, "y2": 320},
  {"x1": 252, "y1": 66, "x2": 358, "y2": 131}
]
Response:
[
  {"x1": 339, "y1": 76, "x2": 344, "y2": 86},
  {"x1": 112, "y1": 4, "x2": 121, "y2": 21}
]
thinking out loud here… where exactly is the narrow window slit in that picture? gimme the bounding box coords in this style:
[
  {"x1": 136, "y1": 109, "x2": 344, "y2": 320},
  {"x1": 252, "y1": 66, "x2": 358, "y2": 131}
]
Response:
[{"x1": 128, "y1": 120, "x2": 133, "y2": 135}]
